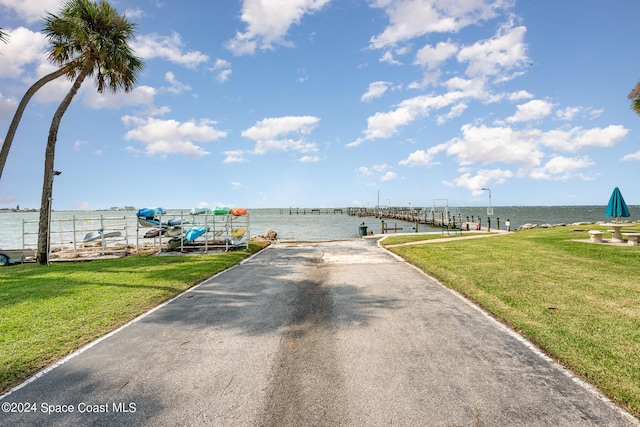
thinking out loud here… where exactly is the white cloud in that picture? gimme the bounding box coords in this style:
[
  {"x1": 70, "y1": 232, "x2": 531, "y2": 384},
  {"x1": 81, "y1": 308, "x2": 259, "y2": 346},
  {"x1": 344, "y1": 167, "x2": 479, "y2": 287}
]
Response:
[
  {"x1": 224, "y1": 150, "x2": 249, "y2": 163},
  {"x1": 0, "y1": 27, "x2": 48, "y2": 80},
  {"x1": 380, "y1": 171, "x2": 397, "y2": 181},
  {"x1": 399, "y1": 149, "x2": 433, "y2": 167},
  {"x1": 351, "y1": 91, "x2": 467, "y2": 144},
  {"x1": 299, "y1": 155, "x2": 321, "y2": 162},
  {"x1": 132, "y1": 33, "x2": 209, "y2": 69},
  {"x1": 123, "y1": 116, "x2": 227, "y2": 158},
  {"x1": 243, "y1": 116, "x2": 319, "y2": 140},
  {"x1": 439, "y1": 123, "x2": 627, "y2": 186},
  {"x1": 379, "y1": 51, "x2": 402, "y2": 65},
  {"x1": 242, "y1": 116, "x2": 320, "y2": 154},
  {"x1": 414, "y1": 41, "x2": 458, "y2": 69},
  {"x1": 373, "y1": 163, "x2": 391, "y2": 172},
  {"x1": 622, "y1": 151, "x2": 640, "y2": 161},
  {"x1": 537, "y1": 125, "x2": 628, "y2": 152},
  {"x1": 457, "y1": 22, "x2": 528, "y2": 79},
  {"x1": 357, "y1": 166, "x2": 373, "y2": 176},
  {"x1": 83, "y1": 85, "x2": 157, "y2": 109},
  {"x1": 226, "y1": 0, "x2": 331, "y2": 55},
  {"x1": 361, "y1": 81, "x2": 390, "y2": 102},
  {"x1": 529, "y1": 155, "x2": 594, "y2": 180},
  {"x1": 508, "y1": 90, "x2": 534, "y2": 101},
  {"x1": 212, "y1": 59, "x2": 232, "y2": 83},
  {"x1": 162, "y1": 71, "x2": 192, "y2": 94},
  {"x1": 398, "y1": 145, "x2": 447, "y2": 167},
  {"x1": 445, "y1": 124, "x2": 544, "y2": 168},
  {"x1": 505, "y1": 99, "x2": 553, "y2": 123},
  {"x1": 124, "y1": 8, "x2": 145, "y2": 19},
  {"x1": 73, "y1": 140, "x2": 88, "y2": 150},
  {"x1": 555, "y1": 106, "x2": 581, "y2": 121},
  {"x1": 0, "y1": 92, "x2": 17, "y2": 121},
  {"x1": 446, "y1": 168, "x2": 514, "y2": 192},
  {"x1": 0, "y1": 0, "x2": 60, "y2": 23},
  {"x1": 369, "y1": 0, "x2": 510, "y2": 49},
  {"x1": 436, "y1": 102, "x2": 467, "y2": 124},
  {"x1": 254, "y1": 138, "x2": 318, "y2": 154}
]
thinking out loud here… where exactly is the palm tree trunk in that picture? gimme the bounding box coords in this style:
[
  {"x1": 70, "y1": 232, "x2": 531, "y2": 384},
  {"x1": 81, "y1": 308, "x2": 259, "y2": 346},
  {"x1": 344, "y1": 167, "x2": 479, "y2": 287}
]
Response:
[
  {"x1": 36, "y1": 63, "x2": 92, "y2": 265},
  {"x1": 0, "y1": 67, "x2": 68, "y2": 182}
]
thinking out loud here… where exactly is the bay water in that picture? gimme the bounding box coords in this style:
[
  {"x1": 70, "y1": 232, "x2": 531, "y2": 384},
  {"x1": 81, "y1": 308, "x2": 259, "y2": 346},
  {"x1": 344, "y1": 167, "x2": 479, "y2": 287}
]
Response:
[{"x1": 0, "y1": 205, "x2": 637, "y2": 250}]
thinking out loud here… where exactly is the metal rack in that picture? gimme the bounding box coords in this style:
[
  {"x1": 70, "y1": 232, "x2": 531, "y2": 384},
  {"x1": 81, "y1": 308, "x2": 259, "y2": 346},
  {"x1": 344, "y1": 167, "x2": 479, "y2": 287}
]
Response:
[{"x1": 136, "y1": 209, "x2": 250, "y2": 253}]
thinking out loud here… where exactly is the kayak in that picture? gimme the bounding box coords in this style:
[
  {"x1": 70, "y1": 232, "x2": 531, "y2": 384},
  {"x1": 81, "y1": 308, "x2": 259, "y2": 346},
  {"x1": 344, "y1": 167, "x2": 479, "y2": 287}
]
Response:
[
  {"x1": 138, "y1": 218, "x2": 160, "y2": 227},
  {"x1": 190, "y1": 207, "x2": 208, "y2": 215},
  {"x1": 230, "y1": 235, "x2": 246, "y2": 246},
  {"x1": 185, "y1": 226, "x2": 207, "y2": 242},
  {"x1": 144, "y1": 228, "x2": 166, "y2": 238},
  {"x1": 136, "y1": 207, "x2": 166, "y2": 219},
  {"x1": 231, "y1": 227, "x2": 246, "y2": 237},
  {"x1": 165, "y1": 227, "x2": 183, "y2": 237},
  {"x1": 83, "y1": 230, "x2": 121, "y2": 242},
  {"x1": 230, "y1": 208, "x2": 247, "y2": 216},
  {"x1": 211, "y1": 207, "x2": 231, "y2": 215}
]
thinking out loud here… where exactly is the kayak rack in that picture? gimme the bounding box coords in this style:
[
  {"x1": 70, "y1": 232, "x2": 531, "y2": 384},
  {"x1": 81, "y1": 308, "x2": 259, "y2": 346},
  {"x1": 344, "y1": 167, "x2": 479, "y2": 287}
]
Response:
[{"x1": 136, "y1": 209, "x2": 250, "y2": 254}]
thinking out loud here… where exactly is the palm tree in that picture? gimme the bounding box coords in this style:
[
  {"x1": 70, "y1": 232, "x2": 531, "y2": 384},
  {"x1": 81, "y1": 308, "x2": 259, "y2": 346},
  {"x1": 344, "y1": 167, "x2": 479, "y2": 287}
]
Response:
[
  {"x1": 629, "y1": 82, "x2": 640, "y2": 116},
  {"x1": 0, "y1": 21, "x2": 97, "y2": 182},
  {"x1": 0, "y1": 28, "x2": 8, "y2": 43},
  {"x1": 0, "y1": 67, "x2": 70, "y2": 182},
  {"x1": 36, "y1": 0, "x2": 143, "y2": 264}
]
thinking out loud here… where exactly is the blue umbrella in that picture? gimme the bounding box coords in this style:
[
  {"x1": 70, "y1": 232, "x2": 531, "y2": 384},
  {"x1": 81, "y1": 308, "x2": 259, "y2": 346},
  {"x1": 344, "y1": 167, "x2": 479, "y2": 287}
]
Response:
[{"x1": 605, "y1": 187, "x2": 630, "y2": 221}]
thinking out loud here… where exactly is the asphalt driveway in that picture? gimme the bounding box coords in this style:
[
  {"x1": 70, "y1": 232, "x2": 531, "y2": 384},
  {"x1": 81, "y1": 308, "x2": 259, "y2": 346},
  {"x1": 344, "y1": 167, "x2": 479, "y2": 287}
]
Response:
[{"x1": 1, "y1": 239, "x2": 637, "y2": 426}]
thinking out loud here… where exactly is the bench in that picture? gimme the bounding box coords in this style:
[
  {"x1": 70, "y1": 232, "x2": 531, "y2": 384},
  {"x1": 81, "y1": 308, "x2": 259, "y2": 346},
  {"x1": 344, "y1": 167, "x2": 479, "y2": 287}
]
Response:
[
  {"x1": 588, "y1": 230, "x2": 603, "y2": 243},
  {"x1": 622, "y1": 232, "x2": 640, "y2": 246},
  {"x1": 442, "y1": 223, "x2": 462, "y2": 236}
]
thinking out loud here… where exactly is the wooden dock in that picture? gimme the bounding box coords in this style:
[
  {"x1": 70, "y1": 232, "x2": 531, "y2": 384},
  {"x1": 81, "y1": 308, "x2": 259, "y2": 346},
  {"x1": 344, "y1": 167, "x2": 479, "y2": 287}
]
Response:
[
  {"x1": 347, "y1": 207, "x2": 493, "y2": 232},
  {"x1": 286, "y1": 208, "x2": 344, "y2": 215}
]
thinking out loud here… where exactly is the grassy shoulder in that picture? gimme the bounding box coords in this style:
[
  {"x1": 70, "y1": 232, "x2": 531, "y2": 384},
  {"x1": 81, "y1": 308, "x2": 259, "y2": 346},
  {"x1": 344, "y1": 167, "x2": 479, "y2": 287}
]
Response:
[
  {"x1": 384, "y1": 225, "x2": 640, "y2": 419},
  {"x1": 0, "y1": 242, "x2": 269, "y2": 395},
  {"x1": 380, "y1": 231, "x2": 491, "y2": 246}
]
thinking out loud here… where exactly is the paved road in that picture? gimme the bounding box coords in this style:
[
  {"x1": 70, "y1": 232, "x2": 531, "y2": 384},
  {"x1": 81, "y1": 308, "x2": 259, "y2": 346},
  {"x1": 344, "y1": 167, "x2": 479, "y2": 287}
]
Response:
[{"x1": 1, "y1": 240, "x2": 637, "y2": 426}]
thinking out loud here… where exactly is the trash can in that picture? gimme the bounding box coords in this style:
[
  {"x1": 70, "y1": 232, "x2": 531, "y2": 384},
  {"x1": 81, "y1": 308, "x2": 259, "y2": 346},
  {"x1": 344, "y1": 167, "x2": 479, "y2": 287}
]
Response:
[{"x1": 359, "y1": 224, "x2": 368, "y2": 237}]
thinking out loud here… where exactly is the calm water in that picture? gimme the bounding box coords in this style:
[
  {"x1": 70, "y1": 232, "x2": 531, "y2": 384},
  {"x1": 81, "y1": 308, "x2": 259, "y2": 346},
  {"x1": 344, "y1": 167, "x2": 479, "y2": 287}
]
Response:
[{"x1": 0, "y1": 206, "x2": 637, "y2": 249}]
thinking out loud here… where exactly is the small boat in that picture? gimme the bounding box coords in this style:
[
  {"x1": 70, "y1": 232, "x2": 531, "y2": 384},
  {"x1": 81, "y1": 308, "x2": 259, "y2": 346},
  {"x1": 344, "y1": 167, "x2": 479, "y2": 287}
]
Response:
[
  {"x1": 144, "y1": 228, "x2": 166, "y2": 238},
  {"x1": 190, "y1": 207, "x2": 208, "y2": 216},
  {"x1": 83, "y1": 229, "x2": 121, "y2": 242},
  {"x1": 167, "y1": 218, "x2": 186, "y2": 226},
  {"x1": 229, "y1": 227, "x2": 247, "y2": 246},
  {"x1": 137, "y1": 218, "x2": 160, "y2": 228},
  {"x1": 165, "y1": 227, "x2": 183, "y2": 237},
  {"x1": 230, "y1": 208, "x2": 248, "y2": 216},
  {"x1": 211, "y1": 207, "x2": 231, "y2": 215},
  {"x1": 185, "y1": 226, "x2": 207, "y2": 242},
  {"x1": 231, "y1": 227, "x2": 246, "y2": 237},
  {"x1": 230, "y1": 235, "x2": 246, "y2": 246},
  {"x1": 136, "y1": 207, "x2": 166, "y2": 219}
]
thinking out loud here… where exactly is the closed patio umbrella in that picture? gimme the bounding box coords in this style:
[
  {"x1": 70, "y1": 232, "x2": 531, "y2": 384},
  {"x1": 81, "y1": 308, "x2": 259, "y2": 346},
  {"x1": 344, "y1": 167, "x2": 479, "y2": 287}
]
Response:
[{"x1": 605, "y1": 187, "x2": 630, "y2": 222}]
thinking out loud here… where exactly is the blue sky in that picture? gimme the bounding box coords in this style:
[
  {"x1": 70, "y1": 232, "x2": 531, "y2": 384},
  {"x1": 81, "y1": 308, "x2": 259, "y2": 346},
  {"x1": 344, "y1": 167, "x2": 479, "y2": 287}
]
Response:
[{"x1": 1, "y1": 0, "x2": 639, "y2": 211}]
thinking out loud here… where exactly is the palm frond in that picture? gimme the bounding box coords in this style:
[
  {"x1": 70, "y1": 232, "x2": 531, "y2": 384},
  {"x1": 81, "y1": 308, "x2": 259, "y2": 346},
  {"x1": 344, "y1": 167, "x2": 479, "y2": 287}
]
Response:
[{"x1": 42, "y1": 0, "x2": 144, "y2": 92}]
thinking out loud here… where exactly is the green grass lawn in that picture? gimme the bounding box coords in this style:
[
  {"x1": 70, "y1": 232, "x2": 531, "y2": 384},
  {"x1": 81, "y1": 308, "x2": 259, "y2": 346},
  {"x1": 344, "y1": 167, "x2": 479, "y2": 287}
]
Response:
[
  {"x1": 0, "y1": 243, "x2": 268, "y2": 394},
  {"x1": 383, "y1": 225, "x2": 640, "y2": 419}
]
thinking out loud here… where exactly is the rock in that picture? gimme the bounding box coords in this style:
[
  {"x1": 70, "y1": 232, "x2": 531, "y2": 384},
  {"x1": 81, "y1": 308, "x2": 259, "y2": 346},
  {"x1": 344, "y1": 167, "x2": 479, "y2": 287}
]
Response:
[{"x1": 264, "y1": 228, "x2": 278, "y2": 240}]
